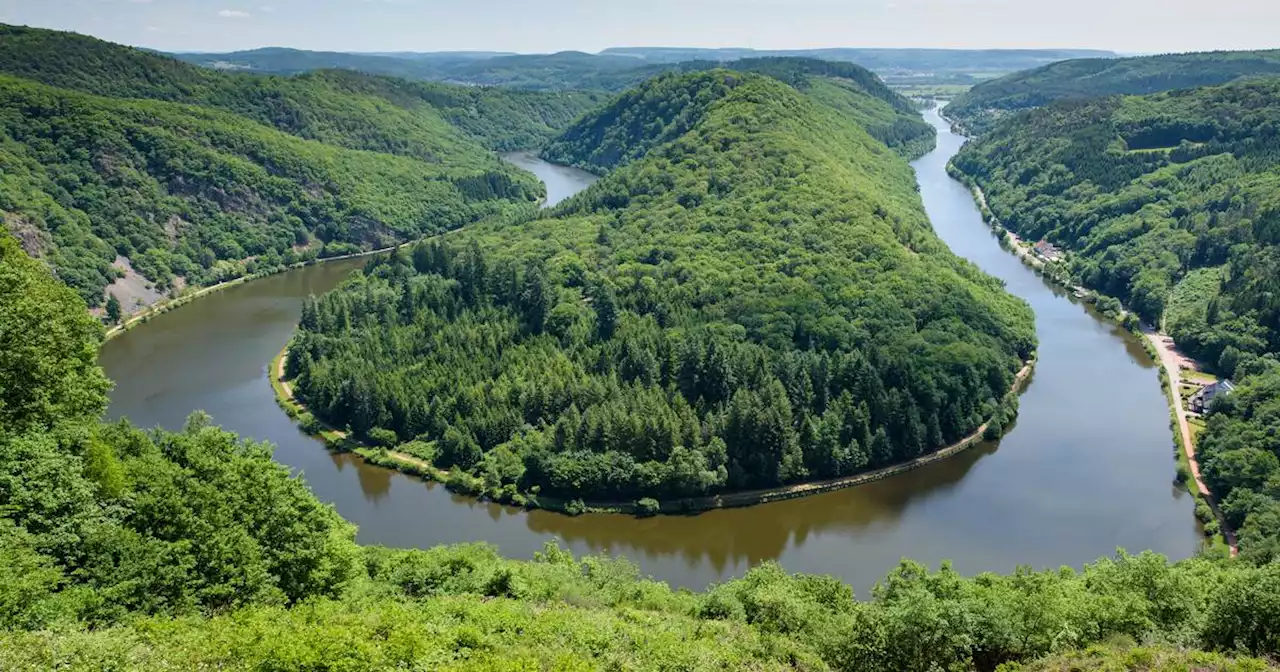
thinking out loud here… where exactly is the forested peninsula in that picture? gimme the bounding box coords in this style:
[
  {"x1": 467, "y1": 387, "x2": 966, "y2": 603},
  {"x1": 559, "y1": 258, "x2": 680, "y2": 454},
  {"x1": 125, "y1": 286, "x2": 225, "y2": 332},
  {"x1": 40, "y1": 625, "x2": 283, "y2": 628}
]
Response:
[
  {"x1": 283, "y1": 69, "x2": 1034, "y2": 510},
  {"x1": 0, "y1": 24, "x2": 601, "y2": 308},
  {"x1": 951, "y1": 78, "x2": 1280, "y2": 560},
  {"x1": 947, "y1": 49, "x2": 1280, "y2": 135}
]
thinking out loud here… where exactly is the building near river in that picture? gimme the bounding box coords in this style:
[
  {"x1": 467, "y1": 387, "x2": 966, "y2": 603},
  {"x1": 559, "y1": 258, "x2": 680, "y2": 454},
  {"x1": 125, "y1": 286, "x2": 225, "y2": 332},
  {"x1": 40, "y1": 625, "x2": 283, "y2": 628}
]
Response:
[
  {"x1": 1033, "y1": 240, "x2": 1064, "y2": 262},
  {"x1": 1189, "y1": 379, "x2": 1235, "y2": 415}
]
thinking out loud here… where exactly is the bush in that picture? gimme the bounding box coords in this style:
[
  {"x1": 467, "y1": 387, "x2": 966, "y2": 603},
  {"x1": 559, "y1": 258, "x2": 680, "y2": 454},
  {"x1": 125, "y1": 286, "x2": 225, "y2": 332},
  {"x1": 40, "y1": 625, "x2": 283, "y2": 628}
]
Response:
[
  {"x1": 446, "y1": 470, "x2": 479, "y2": 495},
  {"x1": 636, "y1": 498, "x2": 661, "y2": 517},
  {"x1": 367, "y1": 427, "x2": 399, "y2": 448},
  {"x1": 563, "y1": 499, "x2": 586, "y2": 516},
  {"x1": 1194, "y1": 501, "x2": 1215, "y2": 524}
]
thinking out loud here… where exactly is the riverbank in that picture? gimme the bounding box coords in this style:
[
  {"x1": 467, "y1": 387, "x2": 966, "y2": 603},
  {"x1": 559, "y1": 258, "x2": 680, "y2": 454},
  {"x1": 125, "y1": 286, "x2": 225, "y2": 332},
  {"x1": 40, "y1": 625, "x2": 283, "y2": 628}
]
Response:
[
  {"x1": 103, "y1": 244, "x2": 412, "y2": 343},
  {"x1": 942, "y1": 117, "x2": 1235, "y2": 553},
  {"x1": 272, "y1": 339, "x2": 1035, "y2": 516},
  {"x1": 1145, "y1": 330, "x2": 1238, "y2": 556}
]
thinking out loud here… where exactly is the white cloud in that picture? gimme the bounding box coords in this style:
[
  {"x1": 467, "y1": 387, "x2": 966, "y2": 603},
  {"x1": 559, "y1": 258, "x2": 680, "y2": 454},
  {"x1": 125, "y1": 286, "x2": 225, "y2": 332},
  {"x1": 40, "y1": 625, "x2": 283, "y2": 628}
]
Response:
[
  {"x1": 145, "y1": 25, "x2": 164, "y2": 32},
  {"x1": 217, "y1": 9, "x2": 251, "y2": 18},
  {"x1": 260, "y1": 5, "x2": 276, "y2": 12}
]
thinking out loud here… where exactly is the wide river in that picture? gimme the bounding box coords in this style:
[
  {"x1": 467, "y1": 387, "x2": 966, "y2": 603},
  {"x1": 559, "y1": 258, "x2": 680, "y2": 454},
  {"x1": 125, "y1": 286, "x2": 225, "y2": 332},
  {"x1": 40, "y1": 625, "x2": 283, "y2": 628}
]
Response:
[{"x1": 101, "y1": 113, "x2": 1200, "y2": 594}]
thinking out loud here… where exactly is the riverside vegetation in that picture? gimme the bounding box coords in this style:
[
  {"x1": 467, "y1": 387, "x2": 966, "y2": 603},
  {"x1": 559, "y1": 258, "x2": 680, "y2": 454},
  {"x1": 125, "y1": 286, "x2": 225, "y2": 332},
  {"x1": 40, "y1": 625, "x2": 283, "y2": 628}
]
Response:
[
  {"x1": 284, "y1": 69, "x2": 1034, "y2": 511},
  {"x1": 951, "y1": 77, "x2": 1280, "y2": 561},
  {"x1": 1, "y1": 226, "x2": 1278, "y2": 671}
]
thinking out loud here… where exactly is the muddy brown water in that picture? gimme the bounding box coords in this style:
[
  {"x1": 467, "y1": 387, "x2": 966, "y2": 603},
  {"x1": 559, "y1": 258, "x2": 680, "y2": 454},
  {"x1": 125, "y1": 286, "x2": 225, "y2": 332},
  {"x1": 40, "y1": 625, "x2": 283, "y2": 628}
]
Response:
[{"x1": 101, "y1": 131, "x2": 1200, "y2": 594}]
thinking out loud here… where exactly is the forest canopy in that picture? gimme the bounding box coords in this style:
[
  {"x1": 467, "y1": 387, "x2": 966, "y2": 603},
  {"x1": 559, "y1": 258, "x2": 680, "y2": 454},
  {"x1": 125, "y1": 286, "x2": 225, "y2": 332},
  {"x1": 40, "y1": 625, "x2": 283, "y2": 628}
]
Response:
[
  {"x1": 0, "y1": 24, "x2": 601, "y2": 306},
  {"x1": 947, "y1": 48, "x2": 1280, "y2": 135},
  {"x1": 286, "y1": 70, "x2": 1034, "y2": 504}
]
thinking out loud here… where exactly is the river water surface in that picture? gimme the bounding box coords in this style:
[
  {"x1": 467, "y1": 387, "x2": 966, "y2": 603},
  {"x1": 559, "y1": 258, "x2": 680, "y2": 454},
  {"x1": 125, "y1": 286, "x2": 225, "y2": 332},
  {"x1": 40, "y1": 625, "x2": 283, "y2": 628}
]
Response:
[{"x1": 101, "y1": 125, "x2": 1200, "y2": 594}]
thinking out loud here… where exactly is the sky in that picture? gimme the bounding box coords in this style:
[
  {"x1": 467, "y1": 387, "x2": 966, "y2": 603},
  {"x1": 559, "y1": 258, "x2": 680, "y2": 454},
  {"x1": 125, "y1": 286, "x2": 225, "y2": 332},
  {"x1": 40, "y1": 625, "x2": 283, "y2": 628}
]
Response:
[{"x1": 3, "y1": 0, "x2": 1278, "y2": 54}]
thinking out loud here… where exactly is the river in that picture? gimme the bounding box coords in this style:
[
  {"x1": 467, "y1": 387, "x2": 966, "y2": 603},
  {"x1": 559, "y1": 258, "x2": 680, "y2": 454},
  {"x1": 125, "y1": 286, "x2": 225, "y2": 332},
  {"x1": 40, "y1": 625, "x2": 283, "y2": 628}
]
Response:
[{"x1": 100, "y1": 125, "x2": 1200, "y2": 595}]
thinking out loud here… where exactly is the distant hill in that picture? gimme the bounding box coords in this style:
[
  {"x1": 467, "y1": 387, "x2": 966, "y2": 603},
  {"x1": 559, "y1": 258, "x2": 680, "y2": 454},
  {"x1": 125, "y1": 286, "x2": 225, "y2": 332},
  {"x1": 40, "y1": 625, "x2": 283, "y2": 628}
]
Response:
[
  {"x1": 175, "y1": 48, "x2": 675, "y2": 91},
  {"x1": 947, "y1": 49, "x2": 1280, "y2": 134},
  {"x1": 544, "y1": 57, "x2": 935, "y2": 172},
  {"x1": 173, "y1": 45, "x2": 1117, "y2": 91},
  {"x1": 600, "y1": 47, "x2": 1116, "y2": 72},
  {"x1": 0, "y1": 24, "x2": 599, "y2": 307}
]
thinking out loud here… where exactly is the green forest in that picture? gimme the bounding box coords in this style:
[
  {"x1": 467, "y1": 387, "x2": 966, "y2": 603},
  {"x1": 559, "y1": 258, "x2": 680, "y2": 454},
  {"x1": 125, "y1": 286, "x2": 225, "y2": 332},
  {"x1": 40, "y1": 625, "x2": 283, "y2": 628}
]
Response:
[
  {"x1": 952, "y1": 78, "x2": 1280, "y2": 558},
  {"x1": 947, "y1": 49, "x2": 1280, "y2": 135},
  {"x1": 541, "y1": 58, "x2": 936, "y2": 171},
  {"x1": 0, "y1": 24, "x2": 602, "y2": 307},
  {"x1": 285, "y1": 70, "x2": 1033, "y2": 507},
  {"x1": 1, "y1": 225, "x2": 1278, "y2": 670}
]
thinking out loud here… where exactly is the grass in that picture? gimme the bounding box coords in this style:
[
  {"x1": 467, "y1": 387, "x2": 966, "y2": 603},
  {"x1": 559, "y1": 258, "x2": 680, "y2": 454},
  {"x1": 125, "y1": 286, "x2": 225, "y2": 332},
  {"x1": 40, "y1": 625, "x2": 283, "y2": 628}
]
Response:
[{"x1": 1183, "y1": 369, "x2": 1219, "y2": 385}]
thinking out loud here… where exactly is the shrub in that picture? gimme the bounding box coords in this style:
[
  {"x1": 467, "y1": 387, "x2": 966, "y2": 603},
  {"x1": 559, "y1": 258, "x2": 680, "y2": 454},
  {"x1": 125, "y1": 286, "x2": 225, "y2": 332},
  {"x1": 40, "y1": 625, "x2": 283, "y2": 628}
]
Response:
[
  {"x1": 564, "y1": 499, "x2": 586, "y2": 516},
  {"x1": 636, "y1": 498, "x2": 661, "y2": 517},
  {"x1": 367, "y1": 427, "x2": 399, "y2": 447}
]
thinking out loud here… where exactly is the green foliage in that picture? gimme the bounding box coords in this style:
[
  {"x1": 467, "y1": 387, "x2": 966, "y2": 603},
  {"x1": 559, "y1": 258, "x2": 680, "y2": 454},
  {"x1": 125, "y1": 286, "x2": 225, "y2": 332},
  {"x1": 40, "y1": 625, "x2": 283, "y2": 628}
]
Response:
[
  {"x1": 1, "y1": 136, "x2": 1279, "y2": 672},
  {"x1": 949, "y1": 49, "x2": 1280, "y2": 134},
  {"x1": 104, "y1": 294, "x2": 122, "y2": 324},
  {"x1": 636, "y1": 497, "x2": 661, "y2": 516},
  {"x1": 954, "y1": 79, "x2": 1280, "y2": 558},
  {"x1": 1198, "y1": 369, "x2": 1280, "y2": 561},
  {"x1": 4, "y1": 544, "x2": 1280, "y2": 671},
  {"x1": 543, "y1": 59, "x2": 933, "y2": 173},
  {"x1": 954, "y1": 79, "x2": 1280, "y2": 367},
  {"x1": 288, "y1": 71, "x2": 1032, "y2": 502},
  {"x1": 0, "y1": 24, "x2": 614, "y2": 304},
  {"x1": 0, "y1": 235, "x2": 110, "y2": 434}
]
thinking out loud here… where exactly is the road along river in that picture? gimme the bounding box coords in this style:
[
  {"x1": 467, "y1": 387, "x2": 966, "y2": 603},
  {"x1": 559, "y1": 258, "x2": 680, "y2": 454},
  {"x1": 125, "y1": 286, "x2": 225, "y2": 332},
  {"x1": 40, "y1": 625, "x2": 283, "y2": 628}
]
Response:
[{"x1": 101, "y1": 133, "x2": 1200, "y2": 594}]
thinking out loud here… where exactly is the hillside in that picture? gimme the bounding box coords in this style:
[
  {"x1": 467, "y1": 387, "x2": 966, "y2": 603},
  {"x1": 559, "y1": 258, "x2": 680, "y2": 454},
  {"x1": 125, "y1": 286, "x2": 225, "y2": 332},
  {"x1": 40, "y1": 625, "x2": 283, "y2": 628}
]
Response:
[
  {"x1": 7, "y1": 227, "x2": 1280, "y2": 668},
  {"x1": 285, "y1": 70, "x2": 1032, "y2": 506},
  {"x1": 951, "y1": 79, "x2": 1280, "y2": 557},
  {"x1": 542, "y1": 58, "x2": 935, "y2": 172},
  {"x1": 0, "y1": 74, "x2": 539, "y2": 307},
  {"x1": 947, "y1": 49, "x2": 1280, "y2": 134},
  {"x1": 0, "y1": 24, "x2": 600, "y2": 308},
  {"x1": 0, "y1": 24, "x2": 602, "y2": 154}
]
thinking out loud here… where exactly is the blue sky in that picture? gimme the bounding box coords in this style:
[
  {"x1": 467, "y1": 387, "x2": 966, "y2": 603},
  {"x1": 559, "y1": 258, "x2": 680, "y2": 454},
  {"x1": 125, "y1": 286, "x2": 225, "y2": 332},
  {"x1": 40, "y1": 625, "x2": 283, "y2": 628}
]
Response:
[{"x1": 5, "y1": 0, "x2": 1277, "y2": 54}]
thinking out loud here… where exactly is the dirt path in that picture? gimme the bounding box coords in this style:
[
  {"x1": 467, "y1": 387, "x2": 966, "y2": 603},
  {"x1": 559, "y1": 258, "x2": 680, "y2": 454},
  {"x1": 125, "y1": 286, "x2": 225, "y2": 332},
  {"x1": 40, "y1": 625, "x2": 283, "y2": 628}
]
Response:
[{"x1": 1144, "y1": 329, "x2": 1238, "y2": 556}]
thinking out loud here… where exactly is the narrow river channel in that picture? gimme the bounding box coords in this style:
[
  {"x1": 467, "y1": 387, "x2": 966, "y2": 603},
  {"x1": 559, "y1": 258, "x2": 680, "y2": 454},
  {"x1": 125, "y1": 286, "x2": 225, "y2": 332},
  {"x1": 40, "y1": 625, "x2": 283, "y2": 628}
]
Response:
[{"x1": 101, "y1": 123, "x2": 1200, "y2": 594}]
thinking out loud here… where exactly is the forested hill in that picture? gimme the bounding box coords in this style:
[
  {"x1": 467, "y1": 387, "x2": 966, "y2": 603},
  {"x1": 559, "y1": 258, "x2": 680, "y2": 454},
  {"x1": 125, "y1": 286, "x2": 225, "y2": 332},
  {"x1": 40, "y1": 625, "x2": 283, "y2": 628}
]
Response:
[
  {"x1": 0, "y1": 24, "x2": 599, "y2": 308},
  {"x1": 947, "y1": 49, "x2": 1280, "y2": 135},
  {"x1": 542, "y1": 59, "x2": 935, "y2": 173},
  {"x1": 4, "y1": 229, "x2": 1280, "y2": 672},
  {"x1": 0, "y1": 24, "x2": 603, "y2": 154},
  {"x1": 286, "y1": 70, "x2": 1034, "y2": 505},
  {"x1": 951, "y1": 79, "x2": 1280, "y2": 557}
]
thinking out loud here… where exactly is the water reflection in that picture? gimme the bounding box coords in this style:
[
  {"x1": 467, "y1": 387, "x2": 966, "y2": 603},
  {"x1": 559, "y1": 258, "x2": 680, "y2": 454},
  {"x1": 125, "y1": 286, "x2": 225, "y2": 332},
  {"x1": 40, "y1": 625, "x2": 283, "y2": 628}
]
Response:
[{"x1": 524, "y1": 439, "x2": 1003, "y2": 575}]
